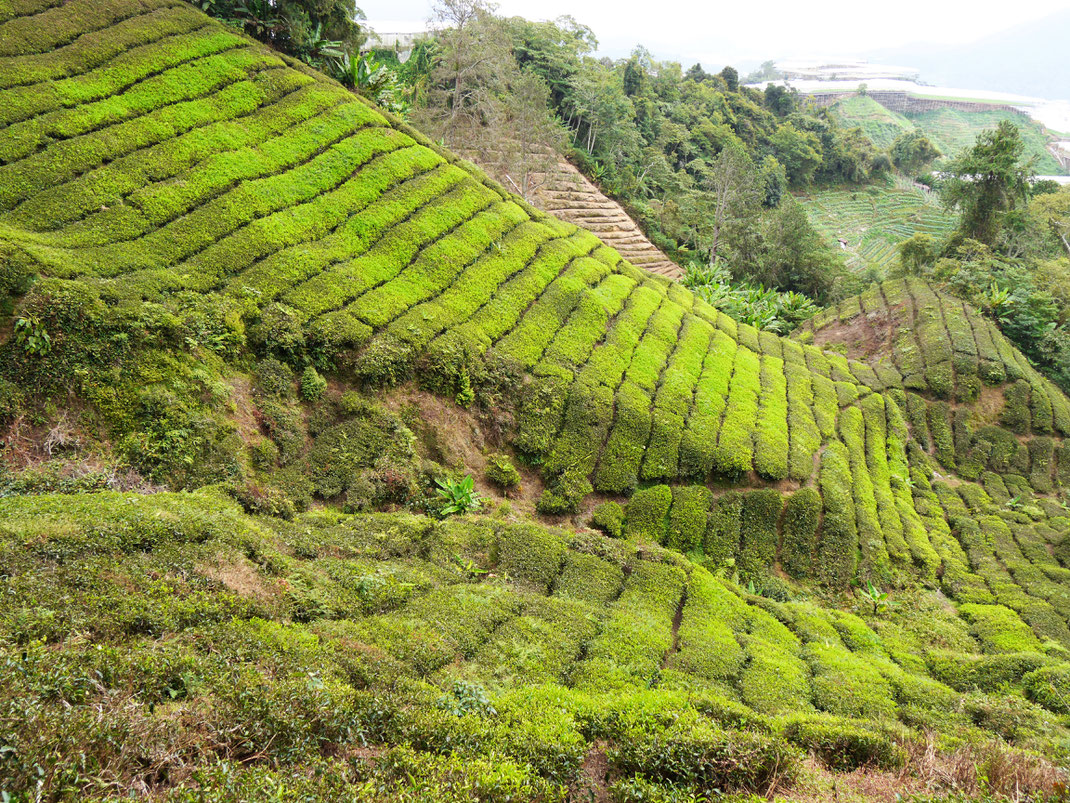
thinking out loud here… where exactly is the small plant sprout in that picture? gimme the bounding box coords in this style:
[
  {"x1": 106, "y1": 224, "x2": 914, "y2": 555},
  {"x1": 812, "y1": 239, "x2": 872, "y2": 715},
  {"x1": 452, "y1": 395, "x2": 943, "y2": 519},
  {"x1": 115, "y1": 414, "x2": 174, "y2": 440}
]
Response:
[
  {"x1": 860, "y1": 581, "x2": 894, "y2": 616},
  {"x1": 452, "y1": 553, "x2": 488, "y2": 580},
  {"x1": 436, "y1": 475, "x2": 483, "y2": 517}
]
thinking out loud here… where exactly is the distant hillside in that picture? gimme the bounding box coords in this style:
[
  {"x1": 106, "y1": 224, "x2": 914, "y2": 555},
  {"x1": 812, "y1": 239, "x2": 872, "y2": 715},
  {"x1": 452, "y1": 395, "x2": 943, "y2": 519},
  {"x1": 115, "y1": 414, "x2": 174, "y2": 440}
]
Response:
[
  {"x1": 798, "y1": 178, "x2": 957, "y2": 275},
  {"x1": 832, "y1": 96, "x2": 1065, "y2": 173},
  {"x1": 870, "y1": 9, "x2": 1070, "y2": 102},
  {"x1": 829, "y1": 95, "x2": 913, "y2": 149}
]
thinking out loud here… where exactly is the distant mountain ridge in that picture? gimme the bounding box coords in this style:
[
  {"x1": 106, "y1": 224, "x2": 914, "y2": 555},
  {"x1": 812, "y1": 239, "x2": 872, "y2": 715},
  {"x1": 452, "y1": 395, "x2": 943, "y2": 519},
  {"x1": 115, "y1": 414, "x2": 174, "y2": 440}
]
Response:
[{"x1": 869, "y1": 10, "x2": 1070, "y2": 103}]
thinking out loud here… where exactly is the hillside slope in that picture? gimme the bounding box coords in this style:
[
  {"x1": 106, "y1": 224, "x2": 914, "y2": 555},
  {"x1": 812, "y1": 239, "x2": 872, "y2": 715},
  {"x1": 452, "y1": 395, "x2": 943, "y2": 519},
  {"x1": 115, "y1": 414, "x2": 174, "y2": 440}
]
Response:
[
  {"x1": 5, "y1": 2, "x2": 1070, "y2": 798},
  {"x1": 798, "y1": 179, "x2": 957, "y2": 276},
  {"x1": 4, "y1": 0, "x2": 1070, "y2": 590},
  {"x1": 832, "y1": 96, "x2": 1065, "y2": 174},
  {"x1": 527, "y1": 157, "x2": 682, "y2": 280}
]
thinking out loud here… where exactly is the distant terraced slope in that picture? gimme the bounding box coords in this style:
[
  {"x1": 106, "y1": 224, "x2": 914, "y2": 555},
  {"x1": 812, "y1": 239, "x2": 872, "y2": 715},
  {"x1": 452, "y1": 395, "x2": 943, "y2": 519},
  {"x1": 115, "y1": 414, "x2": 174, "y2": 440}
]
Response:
[
  {"x1": 527, "y1": 158, "x2": 682, "y2": 280},
  {"x1": 798, "y1": 181, "x2": 956, "y2": 276},
  {"x1": 4, "y1": 0, "x2": 1070, "y2": 608}
]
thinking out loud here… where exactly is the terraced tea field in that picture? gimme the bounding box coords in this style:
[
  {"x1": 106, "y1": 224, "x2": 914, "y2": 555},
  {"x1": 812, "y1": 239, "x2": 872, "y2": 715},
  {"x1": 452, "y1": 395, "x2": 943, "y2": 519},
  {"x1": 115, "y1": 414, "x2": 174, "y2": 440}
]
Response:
[
  {"x1": 4, "y1": 491, "x2": 1070, "y2": 799},
  {"x1": 907, "y1": 107, "x2": 1066, "y2": 175},
  {"x1": 5, "y1": 1, "x2": 1070, "y2": 798},
  {"x1": 832, "y1": 96, "x2": 1067, "y2": 175},
  {"x1": 798, "y1": 181, "x2": 957, "y2": 276}
]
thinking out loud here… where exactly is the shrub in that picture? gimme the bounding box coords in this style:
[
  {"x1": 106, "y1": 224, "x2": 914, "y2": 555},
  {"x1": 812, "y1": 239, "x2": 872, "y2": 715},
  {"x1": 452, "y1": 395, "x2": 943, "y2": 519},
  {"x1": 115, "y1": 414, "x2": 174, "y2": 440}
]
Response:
[
  {"x1": 958, "y1": 604, "x2": 1043, "y2": 654},
  {"x1": 0, "y1": 377, "x2": 24, "y2": 423},
  {"x1": 624, "y1": 485, "x2": 672, "y2": 543},
  {"x1": 780, "y1": 488, "x2": 820, "y2": 579},
  {"x1": 1023, "y1": 664, "x2": 1070, "y2": 714},
  {"x1": 607, "y1": 715, "x2": 798, "y2": 795},
  {"x1": 703, "y1": 491, "x2": 743, "y2": 567},
  {"x1": 590, "y1": 501, "x2": 625, "y2": 538},
  {"x1": 737, "y1": 489, "x2": 782, "y2": 580},
  {"x1": 494, "y1": 522, "x2": 565, "y2": 590},
  {"x1": 254, "y1": 357, "x2": 295, "y2": 398},
  {"x1": 485, "y1": 454, "x2": 521, "y2": 490},
  {"x1": 251, "y1": 438, "x2": 280, "y2": 469},
  {"x1": 926, "y1": 650, "x2": 1053, "y2": 692},
  {"x1": 782, "y1": 716, "x2": 905, "y2": 771},
  {"x1": 666, "y1": 485, "x2": 713, "y2": 552},
  {"x1": 299, "y1": 365, "x2": 328, "y2": 401}
]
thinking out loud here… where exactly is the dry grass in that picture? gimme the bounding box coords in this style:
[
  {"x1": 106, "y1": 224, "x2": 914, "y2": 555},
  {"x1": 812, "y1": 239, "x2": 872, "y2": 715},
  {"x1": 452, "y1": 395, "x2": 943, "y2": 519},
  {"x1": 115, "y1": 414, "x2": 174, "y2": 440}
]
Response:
[
  {"x1": 781, "y1": 735, "x2": 1069, "y2": 803},
  {"x1": 897, "y1": 735, "x2": 1068, "y2": 801}
]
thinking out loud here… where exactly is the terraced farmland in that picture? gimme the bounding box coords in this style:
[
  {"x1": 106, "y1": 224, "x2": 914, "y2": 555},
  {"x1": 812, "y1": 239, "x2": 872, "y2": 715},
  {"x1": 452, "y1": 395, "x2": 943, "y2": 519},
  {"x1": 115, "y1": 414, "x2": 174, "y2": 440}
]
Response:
[
  {"x1": 6, "y1": 1, "x2": 1070, "y2": 798},
  {"x1": 5, "y1": 492, "x2": 1070, "y2": 799},
  {"x1": 830, "y1": 95, "x2": 914, "y2": 149},
  {"x1": 798, "y1": 180, "x2": 957, "y2": 275},
  {"x1": 906, "y1": 107, "x2": 1066, "y2": 175},
  {"x1": 832, "y1": 96, "x2": 1067, "y2": 175}
]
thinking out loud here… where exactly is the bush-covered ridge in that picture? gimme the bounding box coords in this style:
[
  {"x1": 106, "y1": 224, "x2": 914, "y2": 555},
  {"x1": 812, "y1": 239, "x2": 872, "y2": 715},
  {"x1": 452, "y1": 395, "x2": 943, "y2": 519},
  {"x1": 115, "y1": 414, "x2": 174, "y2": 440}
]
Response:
[
  {"x1": 2, "y1": 490, "x2": 1070, "y2": 800},
  {"x1": 3, "y1": 0, "x2": 1070, "y2": 576},
  {"x1": 799, "y1": 278, "x2": 1070, "y2": 485},
  {"x1": 0, "y1": 0, "x2": 898, "y2": 500}
]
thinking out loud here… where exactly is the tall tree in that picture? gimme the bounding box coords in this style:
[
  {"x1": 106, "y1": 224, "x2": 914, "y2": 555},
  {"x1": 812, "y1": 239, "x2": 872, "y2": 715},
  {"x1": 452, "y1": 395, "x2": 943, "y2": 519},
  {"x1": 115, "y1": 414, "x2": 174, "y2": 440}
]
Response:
[
  {"x1": 939, "y1": 120, "x2": 1035, "y2": 246},
  {"x1": 890, "y1": 131, "x2": 941, "y2": 175},
  {"x1": 701, "y1": 143, "x2": 761, "y2": 264},
  {"x1": 414, "y1": 0, "x2": 564, "y2": 201}
]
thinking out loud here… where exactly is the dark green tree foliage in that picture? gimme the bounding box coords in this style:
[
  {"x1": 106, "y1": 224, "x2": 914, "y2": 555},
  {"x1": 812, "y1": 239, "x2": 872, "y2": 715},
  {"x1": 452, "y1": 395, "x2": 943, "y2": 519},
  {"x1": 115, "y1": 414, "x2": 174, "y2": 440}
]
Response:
[
  {"x1": 939, "y1": 121, "x2": 1034, "y2": 246},
  {"x1": 780, "y1": 488, "x2": 821, "y2": 579},
  {"x1": 495, "y1": 16, "x2": 881, "y2": 286},
  {"x1": 891, "y1": 131, "x2": 941, "y2": 175},
  {"x1": 204, "y1": 0, "x2": 363, "y2": 69}
]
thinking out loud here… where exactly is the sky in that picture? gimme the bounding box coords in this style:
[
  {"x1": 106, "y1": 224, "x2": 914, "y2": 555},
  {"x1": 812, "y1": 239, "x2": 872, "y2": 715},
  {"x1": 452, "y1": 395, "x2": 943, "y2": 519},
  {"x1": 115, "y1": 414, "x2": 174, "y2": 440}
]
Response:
[{"x1": 361, "y1": 0, "x2": 1070, "y2": 70}]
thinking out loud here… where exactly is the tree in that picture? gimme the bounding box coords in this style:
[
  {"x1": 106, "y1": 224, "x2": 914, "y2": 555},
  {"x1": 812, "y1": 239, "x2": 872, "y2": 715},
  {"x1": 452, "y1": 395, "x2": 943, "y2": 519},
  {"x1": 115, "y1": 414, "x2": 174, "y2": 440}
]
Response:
[
  {"x1": 719, "y1": 66, "x2": 739, "y2": 92},
  {"x1": 939, "y1": 121, "x2": 1035, "y2": 246},
  {"x1": 770, "y1": 123, "x2": 822, "y2": 185},
  {"x1": 416, "y1": 0, "x2": 513, "y2": 150},
  {"x1": 1030, "y1": 187, "x2": 1070, "y2": 257},
  {"x1": 492, "y1": 72, "x2": 567, "y2": 201},
  {"x1": 414, "y1": 0, "x2": 563, "y2": 201},
  {"x1": 756, "y1": 197, "x2": 840, "y2": 300},
  {"x1": 763, "y1": 84, "x2": 796, "y2": 117},
  {"x1": 699, "y1": 142, "x2": 762, "y2": 264},
  {"x1": 207, "y1": 0, "x2": 364, "y2": 70},
  {"x1": 891, "y1": 131, "x2": 941, "y2": 175}
]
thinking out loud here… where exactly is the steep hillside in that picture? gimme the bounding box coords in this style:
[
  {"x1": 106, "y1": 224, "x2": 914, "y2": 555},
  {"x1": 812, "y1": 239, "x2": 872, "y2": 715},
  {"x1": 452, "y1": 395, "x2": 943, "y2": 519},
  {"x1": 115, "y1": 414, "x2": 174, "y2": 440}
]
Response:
[
  {"x1": 798, "y1": 180, "x2": 957, "y2": 275},
  {"x1": 5, "y1": 1, "x2": 1070, "y2": 799},
  {"x1": 4, "y1": 491, "x2": 1069, "y2": 800},
  {"x1": 832, "y1": 96, "x2": 1065, "y2": 174},
  {"x1": 528, "y1": 157, "x2": 682, "y2": 280},
  {"x1": 830, "y1": 95, "x2": 914, "y2": 150},
  {"x1": 906, "y1": 108, "x2": 1064, "y2": 175}
]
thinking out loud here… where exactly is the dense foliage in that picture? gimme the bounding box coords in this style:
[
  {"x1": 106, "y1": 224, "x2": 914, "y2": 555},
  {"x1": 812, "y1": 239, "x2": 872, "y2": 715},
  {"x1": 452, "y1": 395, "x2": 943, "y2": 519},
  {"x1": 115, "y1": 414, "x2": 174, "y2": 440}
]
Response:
[
  {"x1": 200, "y1": 0, "x2": 365, "y2": 73},
  {"x1": 6, "y1": 4, "x2": 1070, "y2": 798},
  {"x1": 3, "y1": 493, "x2": 1070, "y2": 801},
  {"x1": 894, "y1": 123, "x2": 1070, "y2": 393}
]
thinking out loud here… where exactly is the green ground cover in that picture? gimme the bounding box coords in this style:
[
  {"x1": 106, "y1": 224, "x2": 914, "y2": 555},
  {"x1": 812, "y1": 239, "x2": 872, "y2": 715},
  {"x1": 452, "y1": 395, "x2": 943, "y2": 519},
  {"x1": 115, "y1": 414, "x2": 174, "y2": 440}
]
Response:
[
  {"x1": 3, "y1": 3, "x2": 1070, "y2": 798},
  {"x1": 1, "y1": 492, "x2": 1069, "y2": 800}
]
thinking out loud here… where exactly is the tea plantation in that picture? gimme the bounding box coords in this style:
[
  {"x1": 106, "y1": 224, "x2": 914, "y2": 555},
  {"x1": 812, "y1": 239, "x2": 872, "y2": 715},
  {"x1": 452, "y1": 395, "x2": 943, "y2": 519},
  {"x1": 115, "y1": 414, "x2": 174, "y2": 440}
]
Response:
[
  {"x1": 798, "y1": 181, "x2": 957, "y2": 276},
  {"x1": 4, "y1": 1, "x2": 1070, "y2": 800}
]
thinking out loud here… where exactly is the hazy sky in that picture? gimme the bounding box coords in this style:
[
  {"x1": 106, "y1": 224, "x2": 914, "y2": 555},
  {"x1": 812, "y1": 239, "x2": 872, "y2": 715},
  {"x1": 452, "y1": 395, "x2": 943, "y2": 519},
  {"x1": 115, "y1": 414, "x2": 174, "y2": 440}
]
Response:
[{"x1": 362, "y1": 0, "x2": 1070, "y2": 69}]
